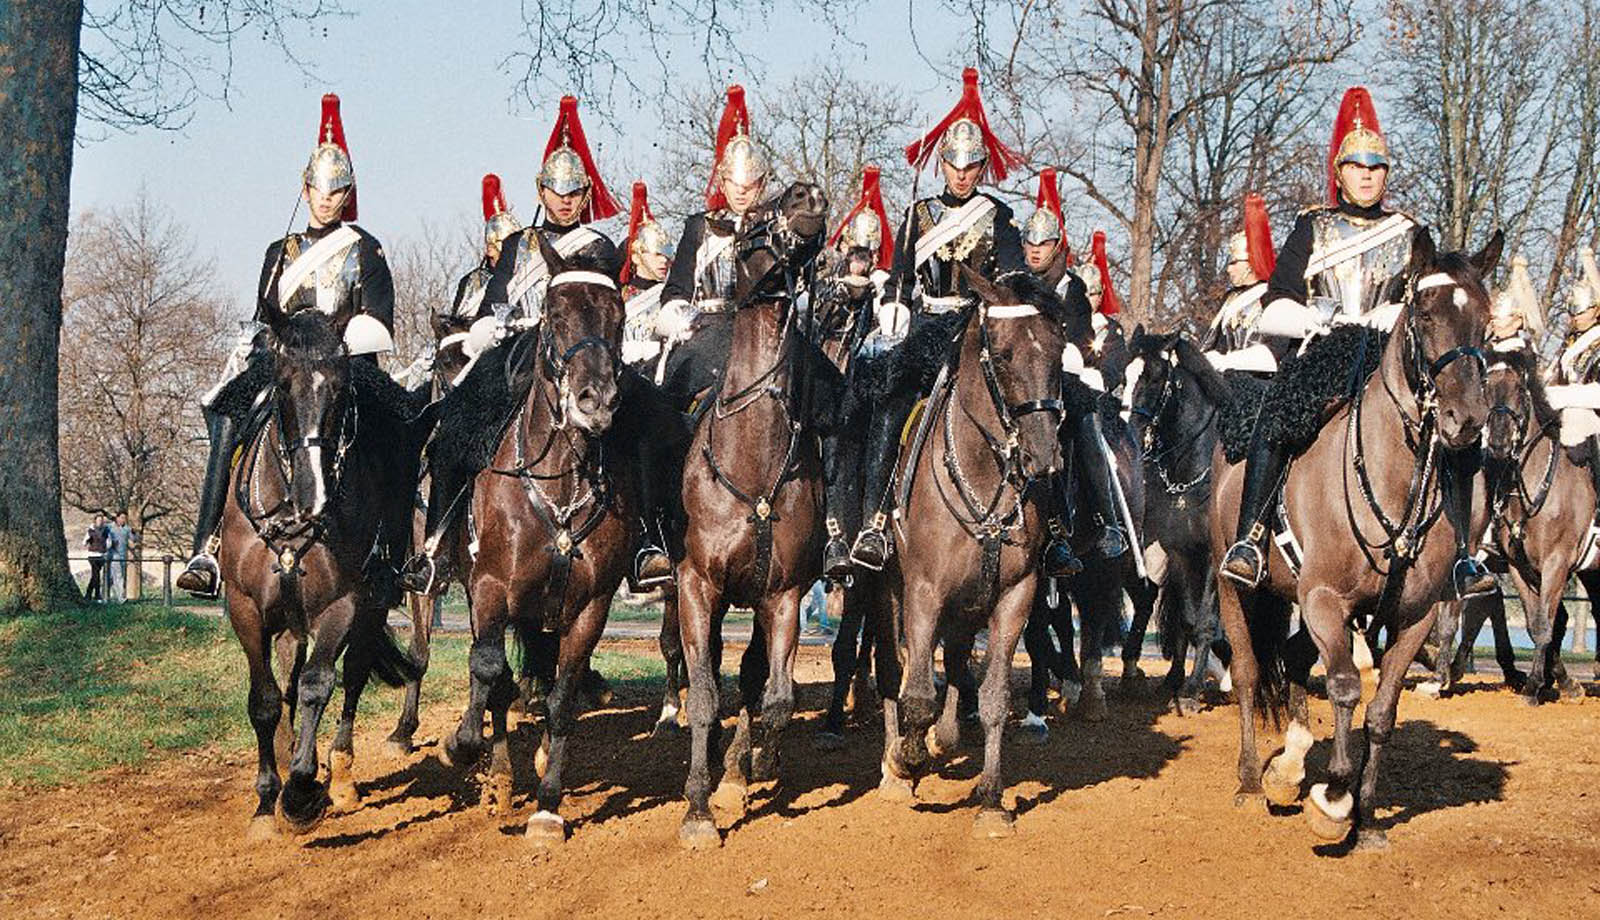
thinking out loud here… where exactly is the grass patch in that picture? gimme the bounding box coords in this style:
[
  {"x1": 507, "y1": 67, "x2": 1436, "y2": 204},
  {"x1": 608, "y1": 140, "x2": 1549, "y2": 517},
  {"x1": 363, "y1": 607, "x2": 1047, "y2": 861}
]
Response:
[{"x1": 0, "y1": 601, "x2": 665, "y2": 789}]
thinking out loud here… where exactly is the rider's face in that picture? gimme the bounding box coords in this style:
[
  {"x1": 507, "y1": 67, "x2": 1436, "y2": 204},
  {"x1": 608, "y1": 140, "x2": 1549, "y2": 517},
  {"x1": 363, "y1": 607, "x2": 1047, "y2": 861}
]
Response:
[
  {"x1": 1338, "y1": 162, "x2": 1388, "y2": 208},
  {"x1": 633, "y1": 249, "x2": 669, "y2": 282},
  {"x1": 304, "y1": 185, "x2": 350, "y2": 227},
  {"x1": 540, "y1": 185, "x2": 589, "y2": 226},
  {"x1": 1024, "y1": 240, "x2": 1058, "y2": 273},
  {"x1": 721, "y1": 176, "x2": 765, "y2": 216},
  {"x1": 941, "y1": 160, "x2": 984, "y2": 198},
  {"x1": 1226, "y1": 258, "x2": 1257, "y2": 288}
]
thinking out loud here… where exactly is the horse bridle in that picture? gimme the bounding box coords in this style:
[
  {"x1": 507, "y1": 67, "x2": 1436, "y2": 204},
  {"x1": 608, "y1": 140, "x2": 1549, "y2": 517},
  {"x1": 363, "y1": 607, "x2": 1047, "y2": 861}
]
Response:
[
  {"x1": 536, "y1": 272, "x2": 623, "y2": 431},
  {"x1": 973, "y1": 304, "x2": 1065, "y2": 482},
  {"x1": 1129, "y1": 341, "x2": 1214, "y2": 495}
]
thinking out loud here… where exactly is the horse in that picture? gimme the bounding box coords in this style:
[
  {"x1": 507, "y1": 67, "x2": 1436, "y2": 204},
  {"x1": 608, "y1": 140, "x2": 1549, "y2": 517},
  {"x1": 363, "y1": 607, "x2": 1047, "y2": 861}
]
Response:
[
  {"x1": 1468, "y1": 344, "x2": 1591, "y2": 703},
  {"x1": 1210, "y1": 227, "x2": 1500, "y2": 850},
  {"x1": 1122, "y1": 330, "x2": 1237, "y2": 711},
  {"x1": 219, "y1": 308, "x2": 426, "y2": 839},
  {"x1": 674, "y1": 182, "x2": 833, "y2": 849},
  {"x1": 873, "y1": 267, "x2": 1069, "y2": 838},
  {"x1": 434, "y1": 234, "x2": 637, "y2": 845}
]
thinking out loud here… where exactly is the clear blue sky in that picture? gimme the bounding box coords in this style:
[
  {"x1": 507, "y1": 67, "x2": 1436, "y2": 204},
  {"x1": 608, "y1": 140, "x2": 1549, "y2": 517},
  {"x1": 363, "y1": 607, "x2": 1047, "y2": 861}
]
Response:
[{"x1": 69, "y1": 1, "x2": 976, "y2": 313}]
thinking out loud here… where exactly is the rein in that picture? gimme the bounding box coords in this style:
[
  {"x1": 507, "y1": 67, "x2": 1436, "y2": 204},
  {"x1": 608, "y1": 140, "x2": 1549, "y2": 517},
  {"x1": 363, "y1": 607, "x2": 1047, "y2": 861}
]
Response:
[
  {"x1": 1487, "y1": 360, "x2": 1562, "y2": 537},
  {"x1": 1131, "y1": 343, "x2": 1215, "y2": 496}
]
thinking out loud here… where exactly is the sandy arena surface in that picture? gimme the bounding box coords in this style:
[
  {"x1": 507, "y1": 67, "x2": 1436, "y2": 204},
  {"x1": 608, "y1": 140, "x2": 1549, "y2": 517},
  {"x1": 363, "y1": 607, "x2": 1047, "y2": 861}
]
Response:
[{"x1": 2, "y1": 640, "x2": 1597, "y2": 919}]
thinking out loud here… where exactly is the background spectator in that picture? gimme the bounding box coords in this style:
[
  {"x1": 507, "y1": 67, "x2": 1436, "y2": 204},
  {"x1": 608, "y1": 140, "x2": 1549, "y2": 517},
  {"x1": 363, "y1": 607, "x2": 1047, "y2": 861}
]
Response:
[
  {"x1": 82, "y1": 513, "x2": 108, "y2": 603},
  {"x1": 106, "y1": 512, "x2": 133, "y2": 603}
]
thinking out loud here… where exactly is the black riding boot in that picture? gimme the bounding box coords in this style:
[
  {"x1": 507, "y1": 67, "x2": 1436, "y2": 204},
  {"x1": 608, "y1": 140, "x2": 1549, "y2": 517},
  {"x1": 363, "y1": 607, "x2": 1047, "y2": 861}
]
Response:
[
  {"x1": 1076, "y1": 414, "x2": 1129, "y2": 561},
  {"x1": 1220, "y1": 433, "x2": 1290, "y2": 587},
  {"x1": 822, "y1": 425, "x2": 864, "y2": 579},
  {"x1": 632, "y1": 436, "x2": 674, "y2": 590},
  {"x1": 1041, "y1": 470, "x2": 1084, "y2": 577},
  {"x1": 398, "y1": 464, "x2": 471, "y2": 596},
  {"x1": 849, "y1": 392, "x2": 914, "y2": 570},
  {"x1": 176, "y1": 409, "x2": 239, "y2": 598},
  {"x1": 1443, "y1": 446, "x2": 1496, "y2": 599}
]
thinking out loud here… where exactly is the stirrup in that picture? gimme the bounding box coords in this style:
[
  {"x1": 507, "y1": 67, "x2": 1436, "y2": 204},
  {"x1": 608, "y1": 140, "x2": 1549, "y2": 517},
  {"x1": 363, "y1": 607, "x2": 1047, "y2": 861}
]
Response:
[
  {"x1": 1042, "y1": 538, "x2": 1085, "y2": 578},
  {"x1": 849, "y1": 516, "x2": 891, "y2": 571},
  {"x1": 1098, "y1": 524, "x2": 1128, "y2": 560},
  {"x1": 1219, "y1": 540, "x2": 1266, "y2": 588},
  {"x1": 823, "y1": 536, "x2": 854, "y2": 580},
  {"x1": 175, "y1": 553, "x2": 220, "y2": 599},
  {"x1": 398, "y1": 553, "x2": 447, "y2": 597},
  {"x1": 632, "y1": 546, "x2": 674, "y2": 591},
  {"x1": 1453, "y1": 557, "x2": 1497, "y2": 600}
]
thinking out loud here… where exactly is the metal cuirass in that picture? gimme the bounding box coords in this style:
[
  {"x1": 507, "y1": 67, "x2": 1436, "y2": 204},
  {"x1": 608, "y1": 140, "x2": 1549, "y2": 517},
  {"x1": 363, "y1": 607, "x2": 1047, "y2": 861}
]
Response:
[
  {"x1": 282, "y1": 232, "x2": 361, "y2": 316},
  {"x1": 914, "y1": 197, "x2": 996, "y2": 299},
  {"x1": 695, "y1": 217, "x2": 739, "y2": 306},
  {"x1": 1306, "y1": 210, "x2": 1413, "y2": 320},
  {"x1": 452, "y1": 265, "x2": 493, "y2": 320}
]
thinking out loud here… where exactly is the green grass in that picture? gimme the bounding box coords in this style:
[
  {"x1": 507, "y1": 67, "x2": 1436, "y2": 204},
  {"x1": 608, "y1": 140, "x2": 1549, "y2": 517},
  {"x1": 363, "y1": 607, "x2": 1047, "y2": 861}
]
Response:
[{"x1": 0, "y1": 601, "x2": 665, "y2": 790}]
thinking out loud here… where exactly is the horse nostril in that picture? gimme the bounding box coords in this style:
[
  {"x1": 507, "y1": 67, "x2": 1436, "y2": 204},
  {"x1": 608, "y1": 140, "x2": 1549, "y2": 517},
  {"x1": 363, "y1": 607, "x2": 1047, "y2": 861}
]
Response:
[{"x1": 575, "y1": 386, "x2": 601, "y2": 414}]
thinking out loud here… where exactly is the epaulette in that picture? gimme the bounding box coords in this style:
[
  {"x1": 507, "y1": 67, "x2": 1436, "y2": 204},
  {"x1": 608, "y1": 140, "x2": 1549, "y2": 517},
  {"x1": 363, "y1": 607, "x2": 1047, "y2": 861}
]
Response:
[
  {"x1": 283, "y1": 233, "x2": 302, "y2": 262},
  {"x1": 1296, "y1": 203, "x2": 1334, "y2": 218}
]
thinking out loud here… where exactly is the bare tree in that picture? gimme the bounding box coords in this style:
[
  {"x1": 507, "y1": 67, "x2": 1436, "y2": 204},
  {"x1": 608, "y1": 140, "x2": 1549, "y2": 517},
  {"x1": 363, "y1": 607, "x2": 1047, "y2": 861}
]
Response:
[
  {"x1": 58, "y1": 193, "x2": 233, "y2": 553},
  {"x1": 385, "y1": 217, "x2": 480, "y2": 367}
]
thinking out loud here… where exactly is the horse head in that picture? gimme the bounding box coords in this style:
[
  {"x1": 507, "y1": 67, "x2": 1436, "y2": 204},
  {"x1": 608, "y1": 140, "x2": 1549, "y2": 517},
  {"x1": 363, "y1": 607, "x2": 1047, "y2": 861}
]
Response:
[
  {"x1": 1403, "y1": 227, "x2": 1501, "y2": 449},
  {"x1": 535, "y1": 231, "x2": 623, "y2": 435},
  {"x1": 1128, "y1": 327, "x2": 1182, "y2": 447},
  {"x1": 260, "y1": 307, "x2": 353, "y2": 523},
  {"x1": 959, "y1": 267, "x2": 1068, "y2": 479},
  {"x1": 731, "y1": 181, "x2": 829, "y2": 304}
]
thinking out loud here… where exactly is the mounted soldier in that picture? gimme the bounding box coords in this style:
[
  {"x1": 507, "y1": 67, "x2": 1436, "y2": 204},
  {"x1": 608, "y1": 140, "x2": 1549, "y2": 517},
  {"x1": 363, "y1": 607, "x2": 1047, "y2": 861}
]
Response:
[
  {"x1": 1555, "y1": 247, "x2": 1600, "y2": 385},
  {"x1": 844, "y1": 67, "x2": 1031, "y2": 572},
  {"x1": 1217, "y1": 86, "x2": 1496, "y2": 599},
  {"x1": 620, "y1": 181, "x2": 673, "y2": 367},
  {"x1": 1021, "y1": 169, "x2": 1128, "y2": 574},
  {"x1": 399, "y1": 95, "x2": 622, "y2": 595},
  {"x1": 177, "y1": 94, "x2": 397, "y2": 598},
  {"x1": 422, "y1": 174, "x2": 524, "y2": 390},
  {"x1": 1204, "y1": 193, "x2": 1276, "y2": 355}
]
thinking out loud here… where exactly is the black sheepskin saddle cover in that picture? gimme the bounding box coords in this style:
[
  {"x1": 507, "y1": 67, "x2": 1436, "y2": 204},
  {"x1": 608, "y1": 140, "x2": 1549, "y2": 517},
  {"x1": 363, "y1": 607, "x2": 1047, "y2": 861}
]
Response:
[{"x1": 1219, "y1": 325, "x2": 1386, "y2": 462}]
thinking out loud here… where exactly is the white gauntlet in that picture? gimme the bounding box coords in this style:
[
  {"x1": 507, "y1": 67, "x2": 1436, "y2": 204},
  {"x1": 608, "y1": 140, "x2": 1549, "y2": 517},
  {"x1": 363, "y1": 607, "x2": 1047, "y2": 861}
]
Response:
[
  {"x1": 875, "y1": 298, "x2": 910, "y2": 339},
  {"x1": 655, "y1": 300, "x2": 693, "y2": 341}
]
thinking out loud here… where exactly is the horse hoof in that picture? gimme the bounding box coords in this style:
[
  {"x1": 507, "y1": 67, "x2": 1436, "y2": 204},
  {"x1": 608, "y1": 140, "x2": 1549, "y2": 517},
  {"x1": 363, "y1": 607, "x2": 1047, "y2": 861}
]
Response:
[
  {"x1": 534, "y1": 740, "x2": 550, "y2": 781},
  {"x1": 1017, "y1": 713, "x2": 1049, "y2": 745},
  {"x1": 1306, "y1": 783, "x2": 1354, "y2": 841},
  {"x1": 382, "y1": 736, "x2": 415, "y2": 758},
  {"x1": 653, "y1": 718, "x2": 683, "y2": 739},
  {"x1": 244, "y1": 814, "x2": 279, "y2": 842},
  {"x1": 524, "y1": 810, "x2": 567, "y2": 847},
  {"x1": 482, "y1": 772, "x2": 514, "y2": 817},
  {"x1": 1232, "y1": 785, "x2": 1266, "y2": 810},
  {"x1": 275, "y1": 786, "x2": 328, "y2": 836},
  {"x1": 1058, "y1": 681, "x2": 1082, "y2": 706},
  {"x1": 1520, "y1": 692, "x2": 1544, "y2": 708},
  {"x1": 971, "y1": 808, "x2": 1016, "y2": 839},
  {"x1": 1262, "y1": 770, "x2": 1303, "y2": 807},
  {"x1": 1354, "y1": 828, "x2": 1390, "y2": 852},
  {"x1": 1075, "y1": 693, "x2": 1108, "y2": 723},
  {"x1": 877, "y1": 762, "x2": 916, "y2": 803},
  {"x1": 328, "y1": 783, "x2": 362, "y2": 814},
  {"x1": 1173, "y1": 696, "x2": 1203, "y2": 716},
  {"x1": 710, "y1": 780, "x2": 748, "y2": 817},
  {"x1": 815, "y1": 731, "x2": 847, "y2": 752},
  {"x1": 926, "y1": 725, "x2": 956, "y2": 760},
  {"x1": 1414, "y1": 680, "x2": 1443, "y2": 700},
  {"x1": 678, "y1": 817, "x2": 722, "y2": 850},
  {"x1": 1559, "y1": 681, "x2": 1587, "y2": 703}
]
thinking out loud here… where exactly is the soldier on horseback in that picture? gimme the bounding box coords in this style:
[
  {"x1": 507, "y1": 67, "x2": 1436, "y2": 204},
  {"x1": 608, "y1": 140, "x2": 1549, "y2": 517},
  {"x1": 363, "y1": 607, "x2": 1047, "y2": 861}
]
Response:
[
  {"x1": 177, "y1": 94, "x2": 398, "y2": 598},
  {"x1": 399, "y1": 95, "x2": 622, "y2": 595},
  {"x1": 1218, "y1": 86, "x2": 1496, "y2": 599},
  {"x1": 1020, "y1": 169, "x2": 1129, "y2": 573},
  {"x1": 1204, "y1": 194, "x2": 1276, "y2": 354},
  {"x1": 1555, "y1": 247, "x2": 1600, "y2": 385},
  {"x1": 844, "y1": 67, "x2": 1045, "y2": 572},
  {"x1": 620, "y1": 182, "x2": 673, "y2": 366},
  {"x1": 416, "y1": 175, "x2": 525, "y2": 391}
]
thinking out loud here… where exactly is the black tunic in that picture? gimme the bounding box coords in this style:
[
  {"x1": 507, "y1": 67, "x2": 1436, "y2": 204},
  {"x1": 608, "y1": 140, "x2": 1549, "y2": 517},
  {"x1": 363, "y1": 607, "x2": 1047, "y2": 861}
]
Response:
[
  {"x1": 483, "y1": 220, "x2": 621, "y2": 310},
  {"x1": 255, "y1": 221, "x2": 394, "y2": 331},
  {"x1": 1264, "y1": 195, "x2": 1393, "y2": 306},
  {"x1": 883, "y1": 189, "x2": 1024, "y2": 308}
]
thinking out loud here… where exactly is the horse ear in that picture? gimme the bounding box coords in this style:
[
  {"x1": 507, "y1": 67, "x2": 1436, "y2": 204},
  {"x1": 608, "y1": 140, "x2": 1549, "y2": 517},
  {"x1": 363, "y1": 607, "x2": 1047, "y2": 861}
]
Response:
[
  {"x1": 536, "y1": 230, "x2": 566, "y2": 276},
  {"x1": 958, "y1": 264, "x2": 1002, "y2": 306},
  {"x1": 1408, "y1": 226, "x2": 1437, "y2": 276},
  {"x1": 1473, "y1": 228, "x2": 1505, "y2": 278},
  {"x1": 1132, "y1": 322, "x2": 1146, "y2": 340}
]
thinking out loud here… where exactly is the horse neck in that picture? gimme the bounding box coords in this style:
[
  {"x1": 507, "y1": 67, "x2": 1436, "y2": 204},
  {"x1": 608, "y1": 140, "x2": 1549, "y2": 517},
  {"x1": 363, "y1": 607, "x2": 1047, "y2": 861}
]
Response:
[
  {"x1": 1355, "y1": 325, "x2": 1429, "y2": 497},
  {"x1": 509, "y1": 368, "x2": 584, "y2": 481},
  {"x1": 1166, "y1": 366, "x2": 1219, "y2": 457},
  {"x1": 723, "y1": 301, "x2": 791, "y2": 399},
  {"x1": 947, "y1": 320, "x2": 1008, "y2": 476}
]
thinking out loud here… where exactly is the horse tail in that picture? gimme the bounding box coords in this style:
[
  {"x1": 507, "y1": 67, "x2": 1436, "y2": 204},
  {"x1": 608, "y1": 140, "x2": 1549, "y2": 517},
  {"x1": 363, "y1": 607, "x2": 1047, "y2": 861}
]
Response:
[
  {"x1": 1244, "y1": 590, "x2": 1294, "y2": 724},
  {"x1": 353, "y1": 611, "x2": 424, "y2": 688}
]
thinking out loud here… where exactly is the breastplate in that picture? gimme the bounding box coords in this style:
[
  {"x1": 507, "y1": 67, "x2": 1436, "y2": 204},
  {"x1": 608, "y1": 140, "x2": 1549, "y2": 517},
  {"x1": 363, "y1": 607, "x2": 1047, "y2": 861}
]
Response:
[
  {"x1": 914, "y1": 198, "x2": 996, "y2": 299},
  {"x1": 282, "y1": 233, "x2": 360, "y2": 316},
  {"x1": 453, "y1": 267, "x2": 492, "y2": 319},
  {"x1": 696, "y1": 223, "x2": 738, "y2": 303},
  {"x1": 1307, "y1": 210, "x2": 1412, "y2": 318}
]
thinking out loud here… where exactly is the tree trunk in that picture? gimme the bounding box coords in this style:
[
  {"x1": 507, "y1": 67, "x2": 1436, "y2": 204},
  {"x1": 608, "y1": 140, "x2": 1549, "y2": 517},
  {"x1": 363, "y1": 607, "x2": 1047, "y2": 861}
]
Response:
[{"x1": 0, "y1": 1, "x2": 84, "y2": 612}]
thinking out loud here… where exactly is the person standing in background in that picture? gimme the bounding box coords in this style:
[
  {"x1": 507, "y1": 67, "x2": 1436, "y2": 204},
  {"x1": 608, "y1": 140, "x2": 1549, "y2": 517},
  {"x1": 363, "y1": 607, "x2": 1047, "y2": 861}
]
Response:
[
  {"x1": 83, "y1": 514, "x2": 108, "y2": 603},
  {"x1": 106, "y1": 512, "x2": 132, "y2": 603}
]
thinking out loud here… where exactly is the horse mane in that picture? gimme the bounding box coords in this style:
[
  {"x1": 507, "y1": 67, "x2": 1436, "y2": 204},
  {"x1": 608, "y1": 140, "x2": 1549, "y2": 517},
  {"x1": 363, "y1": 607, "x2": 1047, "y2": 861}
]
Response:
[
  {"x1": 1171, "y1": 336, "x2": 1236, "y2": 408},
  {"x1": 274, "y1": 310, "x2": 343, "y2": 364},
  {"x1": 993, "y1": 270, "x2": 1071, "y2": 328},
  {"x1": 1493, "y1": 344, "x2": 1560, "y2": 429}
]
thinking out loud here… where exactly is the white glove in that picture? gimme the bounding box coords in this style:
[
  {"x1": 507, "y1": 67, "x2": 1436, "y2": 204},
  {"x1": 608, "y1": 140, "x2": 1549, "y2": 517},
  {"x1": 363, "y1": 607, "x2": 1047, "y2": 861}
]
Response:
[
  {"x1": 1257, "y1": 298, "x2": 1325, "y2": 339},
  {"x1": 875, "y1": 299, "x2": 910, "y2": 339},
  {"x1": 655, "y1": 300, "x2": 693, "y2": 341}
]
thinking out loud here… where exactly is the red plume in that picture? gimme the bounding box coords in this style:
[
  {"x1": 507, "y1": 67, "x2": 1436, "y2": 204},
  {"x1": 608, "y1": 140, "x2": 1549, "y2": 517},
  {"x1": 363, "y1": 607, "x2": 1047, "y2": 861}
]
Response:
[
  {"x1": 826, "y1": 166, "x2": 895, "y2": 272},
  {"x1": 620, "y1": 181, "x2": 655, "y2": 284},
  {"x1": 1092, "y1": 230, "x2": 1120, "y2": 316},
  {"x1": 1326, "y1": 86, "x2": 1382, "y2": 205},
  {"x1": 543, "y1": 95, "x2": 619, "y2": 222},
  {"x1": 1034, "y1": 167, "x2": 1072, "y2": 265},
  {"x1": 904, "y1": 68, "x2": 1025, "y2": 184},
  {"x1": 481, "y1": 173, "x2": 510, "y2": 222},
  {"x1": 317, "y1": 93, "x2": 357, "y2": 220},
  {"x1": 707, "y1": 85, "x2": 752, "y2": 211},
  {"x1": 1243, "y1": 192, "x2": 1276, "y2": 280}
]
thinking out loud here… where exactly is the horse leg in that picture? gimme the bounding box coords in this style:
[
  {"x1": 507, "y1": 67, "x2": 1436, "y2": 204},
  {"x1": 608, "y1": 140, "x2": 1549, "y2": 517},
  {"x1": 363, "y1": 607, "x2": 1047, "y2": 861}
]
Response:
[
  {"x1": 272, "y1": 631, "x2": 303, "y2": 776},
  {"x1": 971, "y1": 577, "x2": 1032, "y2": 839},
  {"x1": 1070, "y1": 573, "x2": 1115, "y2": 722},
  {"x1": 1298, "y1": 587, "x2": 1361, "y2": 843},
  {"x1": 821, "y1": 584, "x2": 864, "y2": 743},
  {"x1": 327, "y1": 619, "x2": 375, "y2": 814},
  {"x1": 1020, "y1": 604, "x2": 1053, "y2": 743},
  {"x1": 714, "y1": 628, "x2": 765, "y2": 817},
  {"x1": 386, "y1": 591, "x2": 434, "y2": 755},
  {"x1": 1511, "y1": 565, "x2": 1555, "y2": 705},
  {"x1": 1550, "y1": 603, "x2": 1586, "y2": 701},
  {"x1": 655, "y1": 587, "x2": 688, "y2": 735},
  {"x1": 1351, "y1": 609, "x2": 1437, "y2": 851},
  {"x1": 872, "y1": 578, "x2": 914, "y2": 801},
  {"x1": 1122, "y1": 576, "x2": 1156, "y2": 686},
  {"x1": 479, "y1": 625, "x2": 519, "y2": 820},
  {"x1": 526, "y1": 595, "x2": 608, "y2": 847},
  {"x1": 230, "y1": 587, "x2": 282, "y2": 841},
  {"x1": 677, "y1": 566, "x2": 724, "y2": 849},
  {"x1": 750, "y1": 586, "x2": 801, "y2": 785},
  {"x1": 1418, "y1": 601, "x2": 1460, "y2": 698},
  {"x1": 442, "y1": 588, "x2": 509, "y2": 770},
  {"x1": 891, "y1": 590, "x2": 940, "y2": 788},
  {"x1": 276, "y1": 596, "x2": 358, "y2": 835},
  {"x1": 1216, "y1": 578, "x2": 1264, "y2": 805},
  {"x1": 1262, "y1": 630, "x2": 1318, "y2": 807},
  {"x1": 932, "y1": 628, "x2": 975, "y2": 759}
]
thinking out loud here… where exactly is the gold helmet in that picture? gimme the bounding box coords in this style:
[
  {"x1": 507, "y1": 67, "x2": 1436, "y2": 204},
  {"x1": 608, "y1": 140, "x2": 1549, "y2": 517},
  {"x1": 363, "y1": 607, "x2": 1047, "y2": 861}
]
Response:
[
  {"x1": 940, "y1": 118, "x2": 987, "y2": 170},
  {"x1": 841, "y1": 210, "x2": 883, "y2": 252},
  {"x1": 1327, "y1": 87, "x2": 1390, "y2": 206},
  {"x1": 907, "y1": 69, "x2": 1023, "y2": 182},
  {"x1": 622, "y1": 181, "x2": 671, "y2": 283},
  {"x1": 1227, "y1": 232, "x2": 1249, "y2": 264},
  {"x1": 1023, "y1": 167, "x2": 1064, "y2": 246},
  {"x1": 537, "y1": 96, "x2": 620, "y2": 221},
  {"x1": 481, "y1": 174, "x2": 521, "y2": 249}
]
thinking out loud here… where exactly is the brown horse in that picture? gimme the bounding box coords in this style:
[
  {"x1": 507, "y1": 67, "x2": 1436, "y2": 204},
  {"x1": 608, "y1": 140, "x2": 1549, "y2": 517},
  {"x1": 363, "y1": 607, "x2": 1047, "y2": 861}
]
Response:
[
  {"x1": 875, "y1": 268, "x2": 1068, "y2": 838},
  {"x1": 675, "y1": 182, "x2": 831, "y2": 849},
  {"x1": 435, "y1": 235, "x2": 635, "y2": 846},
  {"x1": 1211, "y1": 228, "x2": 1500, "y2": 850},
  {"x1": 220, "y1": 308, "x2": 425, "y2": 838},
  {"x1": 1475, "y1": 345, "x2": 1590, "y2": 703}
]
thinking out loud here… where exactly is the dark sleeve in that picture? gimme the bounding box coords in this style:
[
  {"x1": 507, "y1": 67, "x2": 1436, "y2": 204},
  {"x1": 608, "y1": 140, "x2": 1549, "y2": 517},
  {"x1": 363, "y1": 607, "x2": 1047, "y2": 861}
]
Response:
[
  {"x1": 883, "y1": 207, "x2": 919, "y2": 306},
  {"x1": 990, "y1": 198, "x2": 1024, "y2": 276},
  {"x1": 253, "y1": 239, "x2": 285, "y2": 323},
  {"x1": 662, "y1": 215, "x2": 704, "y2": 305},
  {"x1": 578, "y1": 233, "x2": 622, "y2": 280},
  {"x1": 1061, "y1": 271, "x2": 1094, "y2": 346},
  {"x1": 1264, "y1": 212, "x2": 1314, "y2": 305},
  {"x1": 1097, "y1": 322, "x2": 1132, "y2": 395},
  {"x1": 483, "y1": 228, "x2": 525, "y2": 311},
  {"x1": 355, "y1": 230, "x2": 395, "y2": 331}
]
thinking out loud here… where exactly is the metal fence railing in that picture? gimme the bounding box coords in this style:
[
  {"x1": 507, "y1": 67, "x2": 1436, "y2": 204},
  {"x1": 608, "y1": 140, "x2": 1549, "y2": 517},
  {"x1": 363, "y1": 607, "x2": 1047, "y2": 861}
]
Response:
[{"x1": 68, "y1": 550, "x2": 184, "y2": 608}]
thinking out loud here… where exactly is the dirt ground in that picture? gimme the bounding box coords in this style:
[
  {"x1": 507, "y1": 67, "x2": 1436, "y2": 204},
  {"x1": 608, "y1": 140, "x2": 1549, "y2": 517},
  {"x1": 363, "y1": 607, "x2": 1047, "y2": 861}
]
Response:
[{"x1": 2, "y1": 640, "x2": 1597, "y2": 920}]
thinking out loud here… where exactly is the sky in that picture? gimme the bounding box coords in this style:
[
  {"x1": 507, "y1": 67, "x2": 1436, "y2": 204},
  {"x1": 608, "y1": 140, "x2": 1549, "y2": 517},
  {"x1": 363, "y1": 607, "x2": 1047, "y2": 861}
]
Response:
[{"x1": 69, "y1": 1, "x2": 978, "y2": 314}]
